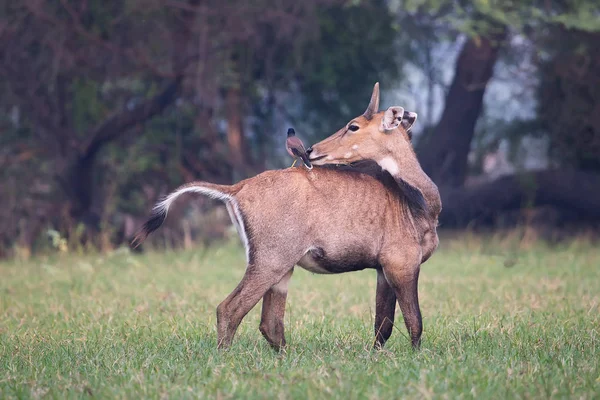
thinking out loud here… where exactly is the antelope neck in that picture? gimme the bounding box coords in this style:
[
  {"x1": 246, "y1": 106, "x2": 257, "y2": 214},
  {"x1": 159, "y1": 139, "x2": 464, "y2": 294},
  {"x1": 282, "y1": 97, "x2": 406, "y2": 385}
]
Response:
[{"x1": 376, "y1": 151, "x2": 441, "y2": 217}]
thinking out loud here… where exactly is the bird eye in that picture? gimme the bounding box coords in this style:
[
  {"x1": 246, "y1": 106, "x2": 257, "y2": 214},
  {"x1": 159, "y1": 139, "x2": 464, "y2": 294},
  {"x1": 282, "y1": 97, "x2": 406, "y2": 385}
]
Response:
[{"x1": 348, "y1": 125, "x2": 359, "y2": 132}]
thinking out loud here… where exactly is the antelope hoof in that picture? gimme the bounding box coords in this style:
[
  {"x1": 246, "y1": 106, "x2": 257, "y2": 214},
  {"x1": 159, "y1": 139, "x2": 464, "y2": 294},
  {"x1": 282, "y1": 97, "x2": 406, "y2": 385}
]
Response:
[
  {"x1": 269, "y1": 341, "x2": 286, "y2": 352},
  {"x1": 411, "y1": 337, "x2": 422, "y2": 350}
]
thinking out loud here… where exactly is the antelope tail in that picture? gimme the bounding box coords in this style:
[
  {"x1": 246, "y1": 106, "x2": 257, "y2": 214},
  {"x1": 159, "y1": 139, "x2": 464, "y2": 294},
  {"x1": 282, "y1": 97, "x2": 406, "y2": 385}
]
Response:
[{"x1": 131, "y1": 181, "x2": 236, "y2": 248}]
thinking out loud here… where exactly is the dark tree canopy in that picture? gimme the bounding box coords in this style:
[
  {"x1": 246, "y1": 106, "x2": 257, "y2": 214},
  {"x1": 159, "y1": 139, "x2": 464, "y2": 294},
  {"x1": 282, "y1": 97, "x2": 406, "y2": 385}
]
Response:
[
  {"x1": 1, "y1": 0, "x2": 600, "y2": 257},
  {"x1": 537, "y1": 29, "x2": 600, "y2": 172}
]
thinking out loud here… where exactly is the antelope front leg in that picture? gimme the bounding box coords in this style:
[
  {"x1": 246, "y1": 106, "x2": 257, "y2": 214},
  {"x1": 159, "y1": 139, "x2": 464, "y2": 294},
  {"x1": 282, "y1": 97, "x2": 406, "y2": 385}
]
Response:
[
  {"x1": 381, "y1": 252, "x2": 423, "y2": 349},
  {"x1": 374, "y1": 269, "x2": 397, "y2": 349},
  {"x1": 216, "y1": 264, "x2": 293, "y2": 349},
  {"x1": 395, "y1": 268, "x2": 422, "y2": 349},
  {"x1": 259, "y1": 268, "x2": 294, "y2": 351}
]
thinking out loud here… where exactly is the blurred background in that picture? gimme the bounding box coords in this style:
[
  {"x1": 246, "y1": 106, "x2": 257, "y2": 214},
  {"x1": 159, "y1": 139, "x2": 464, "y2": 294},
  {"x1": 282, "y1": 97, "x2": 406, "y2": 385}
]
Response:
[{"x1": 1, "y1": 0, "x2": 599, "y2": 258}]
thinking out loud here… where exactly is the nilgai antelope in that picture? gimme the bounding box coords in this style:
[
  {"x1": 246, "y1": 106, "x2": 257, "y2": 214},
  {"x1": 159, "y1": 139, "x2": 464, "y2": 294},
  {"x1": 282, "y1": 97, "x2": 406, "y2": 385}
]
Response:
[{"x1": 132, "y1": 82, "x2": 442, "y2": 351}]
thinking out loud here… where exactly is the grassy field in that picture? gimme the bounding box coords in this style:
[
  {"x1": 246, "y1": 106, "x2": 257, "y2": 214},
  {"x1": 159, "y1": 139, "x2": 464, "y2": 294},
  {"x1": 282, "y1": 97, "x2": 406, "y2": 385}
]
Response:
[{"x1": 1, "y1": 234, "x2": 599, "y2": 399}]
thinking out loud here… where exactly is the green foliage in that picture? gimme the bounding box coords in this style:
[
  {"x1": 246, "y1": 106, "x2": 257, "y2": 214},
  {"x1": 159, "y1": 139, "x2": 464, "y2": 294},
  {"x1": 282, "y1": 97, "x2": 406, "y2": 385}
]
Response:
[
  {"x1": 400, "y1": 0, "x2": 600, "y2": 34},
  {"x1": 46, "y1": 229, "x2": 68, "y2": 252},
  {"x1": 287, "y1": 0, "x2": 403, "y2": 138},
  {"x1": 546, "y1": 1, "x2": 600, "y2": 32},
  {"x1": 1, "y1": 237, "x2": 599, "y2": 398},
  {"x1": 71, "y1": 78, "x2": 107, "y2": 134}
]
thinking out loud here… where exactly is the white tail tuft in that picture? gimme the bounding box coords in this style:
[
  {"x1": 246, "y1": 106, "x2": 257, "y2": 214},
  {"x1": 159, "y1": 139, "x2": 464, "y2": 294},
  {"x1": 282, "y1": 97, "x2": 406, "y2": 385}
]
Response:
[
  {"x1": 142, "y1": 183, "x2": 250, "y2": 263},
  {"x1": 153, "y1": 186, "x2": 232, "y2": 217}
]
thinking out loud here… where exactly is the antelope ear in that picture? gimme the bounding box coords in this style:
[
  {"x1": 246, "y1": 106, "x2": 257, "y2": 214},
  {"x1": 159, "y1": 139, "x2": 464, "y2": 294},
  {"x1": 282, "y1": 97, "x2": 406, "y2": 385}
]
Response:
[
  {"x1": 380, "y1": 106, "x2": 405, "y2": 132},
  {"x1": 402, "y1": 111, "x2": 417, "y2": 132}
]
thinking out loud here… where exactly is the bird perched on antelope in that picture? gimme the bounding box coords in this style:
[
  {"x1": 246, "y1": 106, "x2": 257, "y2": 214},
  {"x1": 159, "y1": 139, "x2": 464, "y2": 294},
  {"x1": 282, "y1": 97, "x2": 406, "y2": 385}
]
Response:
[{"x1": 286, "y1": 128, "x2": 312, "y2": 169}]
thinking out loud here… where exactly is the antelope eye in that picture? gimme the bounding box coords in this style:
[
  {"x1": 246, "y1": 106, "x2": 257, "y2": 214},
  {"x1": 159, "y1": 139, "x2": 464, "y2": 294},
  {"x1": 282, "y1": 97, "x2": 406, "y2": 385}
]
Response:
[{"x1": 348, "y1": 124, "x2": 359, "y2": 132}]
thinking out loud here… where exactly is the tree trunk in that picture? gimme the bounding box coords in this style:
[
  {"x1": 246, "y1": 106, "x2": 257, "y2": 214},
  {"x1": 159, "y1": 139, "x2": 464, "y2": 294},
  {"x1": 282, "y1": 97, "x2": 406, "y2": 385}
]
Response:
[
  {"x1": 226, "y1": 85, "x2": 249, "y2": 178},
  {"x1": 58, "y1": 77, "x2": 183, "y2": 227},
  {"x1": 419, "y1": 28, "x2": 506, "y2": 187},
  {"x1": 62, "y1": 153, "x2": 100, "y2": 227},
  {"x1": 439, "y1": 169, "x2": 600, "y2": 227}
]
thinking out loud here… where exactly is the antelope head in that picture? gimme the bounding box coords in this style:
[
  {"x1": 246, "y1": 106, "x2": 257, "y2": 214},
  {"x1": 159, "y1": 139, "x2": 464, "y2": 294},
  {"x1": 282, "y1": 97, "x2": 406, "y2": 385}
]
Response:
[
  {"x1": 308, "y1": 82, "x2": 418, "y2": 170},
  {"x1": 308, "y1": 82, "x2": 440, "y2": 219}
]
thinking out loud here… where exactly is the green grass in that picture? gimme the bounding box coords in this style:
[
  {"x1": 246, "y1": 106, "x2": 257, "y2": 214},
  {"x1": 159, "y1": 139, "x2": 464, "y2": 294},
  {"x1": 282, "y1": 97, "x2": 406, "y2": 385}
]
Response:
[{"x1": 1, "y1": 235, "x2": 599, "y2": 399}]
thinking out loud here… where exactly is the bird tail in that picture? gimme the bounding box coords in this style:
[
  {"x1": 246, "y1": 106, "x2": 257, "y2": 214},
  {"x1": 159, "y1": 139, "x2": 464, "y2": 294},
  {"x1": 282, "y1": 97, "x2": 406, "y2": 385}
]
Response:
[
  {"x1": 292, "y1": 148, "x2": 312, "y2": 169},
  {"x1": 131, "y1": 181, "x2": 236, "y2": 248}
]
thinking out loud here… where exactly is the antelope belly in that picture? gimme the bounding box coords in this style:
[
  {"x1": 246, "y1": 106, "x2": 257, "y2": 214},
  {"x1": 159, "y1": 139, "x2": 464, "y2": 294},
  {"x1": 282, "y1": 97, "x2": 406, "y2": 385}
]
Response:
[
  {"x1": 297, "y1": 248, "x2": 375, "y2": 274},
  {"x1": 297, "y1": 253, "x2": 334, "y2": 274}
]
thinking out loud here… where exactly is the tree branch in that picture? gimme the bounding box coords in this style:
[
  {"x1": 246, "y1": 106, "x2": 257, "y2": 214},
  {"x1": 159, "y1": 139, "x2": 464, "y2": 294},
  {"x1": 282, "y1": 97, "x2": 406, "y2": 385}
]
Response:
[
  {"x1": 81, "y1": 75, "x2": 183, "y2": 159},
  {"x1": 440, "y1": 169, "x2": 600, "y2": 226}
]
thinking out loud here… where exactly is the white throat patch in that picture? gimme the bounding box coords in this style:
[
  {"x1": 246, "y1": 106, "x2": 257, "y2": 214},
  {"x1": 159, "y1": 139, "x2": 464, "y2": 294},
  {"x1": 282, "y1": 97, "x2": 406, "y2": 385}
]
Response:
[{"x1": 378, "y1": 156, "x2": 399, "y2": 176}]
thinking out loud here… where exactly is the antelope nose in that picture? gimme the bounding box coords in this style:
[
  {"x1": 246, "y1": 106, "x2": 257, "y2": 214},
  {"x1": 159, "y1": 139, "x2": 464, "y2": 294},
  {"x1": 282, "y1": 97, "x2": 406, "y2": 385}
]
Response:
[{"x1": 306, "y1": 147, "x2": 313, "y2": 155}]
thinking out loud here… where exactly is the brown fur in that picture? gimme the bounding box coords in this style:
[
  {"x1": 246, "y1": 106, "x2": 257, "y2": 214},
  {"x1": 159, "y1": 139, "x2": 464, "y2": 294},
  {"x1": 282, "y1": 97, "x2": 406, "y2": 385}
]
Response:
[{"x1": 133, "y1": 83, "x2": 442, "y2": 351}]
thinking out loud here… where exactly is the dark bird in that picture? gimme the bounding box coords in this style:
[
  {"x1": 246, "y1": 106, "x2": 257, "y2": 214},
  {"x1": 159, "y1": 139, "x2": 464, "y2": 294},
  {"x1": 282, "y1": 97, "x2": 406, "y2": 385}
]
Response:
[{"x1": 286, "y1": 128, "x2": 312, "y2": 169}]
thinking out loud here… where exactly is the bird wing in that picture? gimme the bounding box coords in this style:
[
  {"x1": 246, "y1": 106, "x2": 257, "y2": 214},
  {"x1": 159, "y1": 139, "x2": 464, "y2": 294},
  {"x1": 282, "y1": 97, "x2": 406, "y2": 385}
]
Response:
[
  {"x1": 287, "y1": 136, "x2": 306, "y2": 153},
  {"x1": 287, "y1": 137, "x2": 312, "y2": 168}
]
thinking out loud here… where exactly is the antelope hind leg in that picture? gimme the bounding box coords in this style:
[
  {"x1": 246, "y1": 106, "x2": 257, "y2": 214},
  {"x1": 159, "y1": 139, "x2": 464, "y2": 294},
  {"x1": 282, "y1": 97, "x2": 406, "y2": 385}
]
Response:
[
  {"x1": 216, "y1": 264, "x2": 294, "y2": 349},
  {"x1": 374, "y1": 269, "x2": 397, "y2": 349},
  {"x1": 259, "y1": 268, "x2": 294, "y2": 351}
]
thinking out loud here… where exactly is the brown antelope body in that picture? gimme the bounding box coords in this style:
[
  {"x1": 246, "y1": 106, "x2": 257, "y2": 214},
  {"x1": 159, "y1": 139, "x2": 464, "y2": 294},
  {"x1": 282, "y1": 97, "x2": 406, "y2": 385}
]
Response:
[{"x1": 133, "y1": 83, "x2": 442, "y2": 350}]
